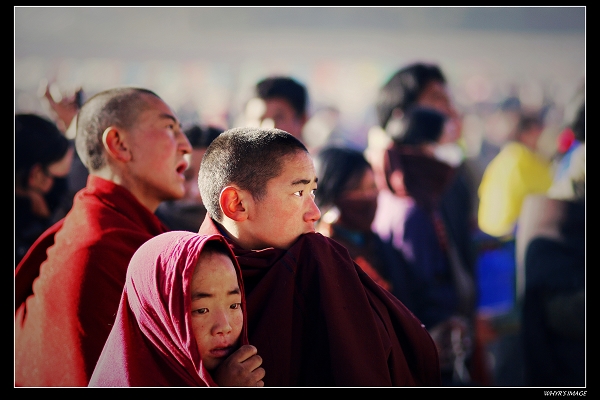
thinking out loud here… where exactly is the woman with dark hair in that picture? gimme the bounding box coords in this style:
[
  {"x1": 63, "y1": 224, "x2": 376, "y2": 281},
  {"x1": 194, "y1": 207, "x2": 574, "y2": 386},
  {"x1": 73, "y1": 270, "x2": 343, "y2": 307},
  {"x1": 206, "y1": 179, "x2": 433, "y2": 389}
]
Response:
[
  {"x1": 314, "y1": 145, "x2": 411, "y2": 306},
  {"x1": 372, "y1": 106, "x2": 479, "y2": 386},
  {"x1": 15, "y1": 113, "x2": 74, "y2": 266}
]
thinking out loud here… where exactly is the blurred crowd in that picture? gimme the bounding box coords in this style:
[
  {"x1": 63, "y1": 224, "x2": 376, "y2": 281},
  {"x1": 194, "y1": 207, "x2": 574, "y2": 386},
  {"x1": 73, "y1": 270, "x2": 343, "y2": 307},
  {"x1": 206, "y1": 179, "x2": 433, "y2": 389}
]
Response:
[{"x1": 15, "y1": 61, "x2": 585, "y2": 387}]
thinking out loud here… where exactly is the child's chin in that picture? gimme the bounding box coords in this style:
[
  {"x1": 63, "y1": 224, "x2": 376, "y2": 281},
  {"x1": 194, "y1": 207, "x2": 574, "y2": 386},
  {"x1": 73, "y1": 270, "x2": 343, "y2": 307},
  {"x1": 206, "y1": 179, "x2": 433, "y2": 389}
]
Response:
[{"x1": 203, "y1": 358, "x2": 220, "y2": 372}]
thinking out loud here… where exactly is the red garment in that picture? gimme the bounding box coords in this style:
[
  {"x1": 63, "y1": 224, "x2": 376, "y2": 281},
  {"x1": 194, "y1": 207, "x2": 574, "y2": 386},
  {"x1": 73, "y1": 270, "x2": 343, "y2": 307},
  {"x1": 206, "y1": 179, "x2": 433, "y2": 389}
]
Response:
[
  {"x1": 557, "y1": 127, "x2": 575, "y2": 154},
  {"x1": 89, "y1": 232, "x2": 248, "y2": 387},
  {"x1": 14, "y1": 175, "x2": 169, "y2": 387},
  {"x1": 199, "y1": 216, "x2": 441, "y2": 386}
]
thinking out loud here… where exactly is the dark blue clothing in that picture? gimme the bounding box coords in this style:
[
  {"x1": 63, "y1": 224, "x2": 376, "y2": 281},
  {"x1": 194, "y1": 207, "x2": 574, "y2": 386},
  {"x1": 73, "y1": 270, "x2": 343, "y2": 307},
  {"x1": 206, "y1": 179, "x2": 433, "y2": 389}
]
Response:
[
  {"x1": 402, "y1": 204, "x2": 459, "y2": 329},
  {"x1": 373, "y1": 144, "x2": 478, "y2": 386}
]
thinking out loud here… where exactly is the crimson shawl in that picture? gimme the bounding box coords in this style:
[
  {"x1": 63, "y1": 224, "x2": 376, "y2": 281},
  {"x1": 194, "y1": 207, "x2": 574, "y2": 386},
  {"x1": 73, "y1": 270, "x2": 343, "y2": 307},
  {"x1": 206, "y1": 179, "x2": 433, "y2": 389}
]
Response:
[
  {"x1": 14, "y1": 175, "x2": 169, "y2": 387},
  {"x1": 89, "y1": 232, "x2": 248, "y2": 387},
  {"x1": 199, "y1": 216, "x2": 441, "y2": 386}
]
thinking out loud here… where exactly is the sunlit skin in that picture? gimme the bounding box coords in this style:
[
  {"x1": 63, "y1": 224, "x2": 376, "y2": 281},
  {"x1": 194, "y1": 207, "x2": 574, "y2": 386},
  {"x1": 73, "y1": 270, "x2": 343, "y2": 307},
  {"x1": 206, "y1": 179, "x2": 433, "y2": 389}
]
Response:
[
  {"x1": 190, "y1": 250, "x2": 243, "y2": 372},
  {"x1": 111, "y1": 94, "x2": 192, "y2": 213},
  {"x1": 224, "y1": 151, "x2": 321, "y2": 250},
  {"x1": 259, "y1": 98, "x2": 307, "y2": 142}
]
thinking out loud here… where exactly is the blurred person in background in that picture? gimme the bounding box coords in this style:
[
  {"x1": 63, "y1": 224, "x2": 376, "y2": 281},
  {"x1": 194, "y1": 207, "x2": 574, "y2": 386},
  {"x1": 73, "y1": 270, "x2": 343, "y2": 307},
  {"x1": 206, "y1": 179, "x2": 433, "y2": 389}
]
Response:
[
  {"x1": 15, "y1": 87, "x2": 192, "y2": 386},
  {"x1": 244, "y1": 76, "x2": 310, "y2": 145},
  {"x1": 516, "y1": 100, "x2": 585, "y2": 386},
  {"x1": 313, "y1": 145, "x2": 412, "y2": 305},
  {"x1": 39, "y1": 81, "x2": 89, "y2": 221},
  {"x1": 477, "y1": 111, "x2": 553, "y2": 239},
  {"x1": 475, "y1": 109, "x2": 554, "y2": 386},
  {"x1": 370, "y1": 62, "x2": 490, "y2": 385},
  {"x1": 156, "y1": 124, "x2": 224, "y2": 232},
  {"x1": 548, "y1": 101, "x2": 585, "y2": 201},
  {"x1": 15, "y1": 113, "x2": 74, "y2": 266},
  {"x1": 371, "y1": 106, "x2": 481, "y2": 386},
  {"x1": 371, "y1": 61, "x2": 478, "y2": 290}
]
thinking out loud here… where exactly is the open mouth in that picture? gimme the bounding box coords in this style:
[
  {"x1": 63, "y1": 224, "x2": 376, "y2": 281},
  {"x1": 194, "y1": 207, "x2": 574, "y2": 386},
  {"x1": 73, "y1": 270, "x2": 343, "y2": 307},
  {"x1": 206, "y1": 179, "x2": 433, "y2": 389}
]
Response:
[{"x1": 176, "y1": 160, "x2": 189, "y2": 175}]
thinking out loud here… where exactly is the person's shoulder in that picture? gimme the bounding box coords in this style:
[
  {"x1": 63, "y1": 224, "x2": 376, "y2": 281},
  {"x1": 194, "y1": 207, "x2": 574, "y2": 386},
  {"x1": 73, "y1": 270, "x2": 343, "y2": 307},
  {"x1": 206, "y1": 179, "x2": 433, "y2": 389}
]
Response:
[
  {"x1": 495, "y1": 141, "x2": 523, "y2": 158},
  {"x1": 485, "y1": 142, "x2": 522, "y2": 171},
  {"x1": 512, "y1": 141, "x2": 534, "y2": 156},
  {"x1": 293, "y1": 232, "x2": 354, "y2": 260},
  {"x1": 298, "y1": 231, "x2": 340, "y2": 247}
]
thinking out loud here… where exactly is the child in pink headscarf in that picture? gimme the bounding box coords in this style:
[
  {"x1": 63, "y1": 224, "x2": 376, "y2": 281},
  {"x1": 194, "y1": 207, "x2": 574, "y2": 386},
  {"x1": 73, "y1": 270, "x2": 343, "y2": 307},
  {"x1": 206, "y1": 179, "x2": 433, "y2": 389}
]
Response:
[{"x1": 89, "y1": 231, "x2": 265, "y2": 387}]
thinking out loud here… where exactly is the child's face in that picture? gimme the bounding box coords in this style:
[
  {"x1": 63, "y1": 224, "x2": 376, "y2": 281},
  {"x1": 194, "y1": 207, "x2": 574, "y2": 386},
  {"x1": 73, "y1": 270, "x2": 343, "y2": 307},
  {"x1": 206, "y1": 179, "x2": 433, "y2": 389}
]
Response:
[
  {"x1": 190, "y1": 249, "x2": 243, "y2": 371},
  {"x1": 242, "y1": 151, "x2": 321, "y2": 250}
]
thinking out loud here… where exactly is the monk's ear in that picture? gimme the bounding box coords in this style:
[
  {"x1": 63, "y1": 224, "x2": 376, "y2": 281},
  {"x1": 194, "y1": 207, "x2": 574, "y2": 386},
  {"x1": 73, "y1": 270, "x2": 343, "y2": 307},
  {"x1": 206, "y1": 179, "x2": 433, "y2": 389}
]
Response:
[
  {"x1": 102, "y1": 127, "x2": 131, "y2": 162},
  {"x1": 220, "y1": 186, "x2": 248, "y2": 222}
]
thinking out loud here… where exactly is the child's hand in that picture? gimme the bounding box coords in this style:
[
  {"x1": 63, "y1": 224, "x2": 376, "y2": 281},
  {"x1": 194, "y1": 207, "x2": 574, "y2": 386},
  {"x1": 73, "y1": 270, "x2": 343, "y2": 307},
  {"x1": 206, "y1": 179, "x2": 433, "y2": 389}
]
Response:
[{"x1": 213, "y1": 344, "x2": 265, "y2": 387}]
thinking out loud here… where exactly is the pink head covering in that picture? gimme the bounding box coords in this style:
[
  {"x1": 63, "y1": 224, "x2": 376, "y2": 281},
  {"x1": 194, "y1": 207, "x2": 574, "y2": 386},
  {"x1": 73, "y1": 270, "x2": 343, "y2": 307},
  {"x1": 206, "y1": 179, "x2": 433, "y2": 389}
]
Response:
[{"x1": 89, "y1": 231, "x2": 248, "y2": 387}]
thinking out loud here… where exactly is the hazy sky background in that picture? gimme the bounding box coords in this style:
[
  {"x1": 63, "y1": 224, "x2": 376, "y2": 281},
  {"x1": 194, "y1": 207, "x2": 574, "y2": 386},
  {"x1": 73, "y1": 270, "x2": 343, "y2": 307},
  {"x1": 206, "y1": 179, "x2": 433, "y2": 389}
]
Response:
[
  {"x1": 14, "y1": 6, "x2": 586, "y2": 150},
  {"x1": 15, "y1": 7, "x2": 585, "y2": 60}
]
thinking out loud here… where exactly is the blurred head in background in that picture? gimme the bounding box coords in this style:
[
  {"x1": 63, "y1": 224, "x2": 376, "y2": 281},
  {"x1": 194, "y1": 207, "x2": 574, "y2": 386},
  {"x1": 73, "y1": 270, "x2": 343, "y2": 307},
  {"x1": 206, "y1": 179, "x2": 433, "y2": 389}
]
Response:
[
  {"x1": 245, "y1": 76, "x2": 309, "y2": 142},
  {"x1": 376, "y1": 62, "x2": 460, "y2": 138},
  {"x1": 184, "y1": 125, "x2": 224, "y2": 205},
  {"x1": 314, "y1": 146, "x2": 379, "y2": 234},
  {"x1": 15, "y1": 113, "x2": 74, "y2": 214},
  {"x1": 15, "y1": 113, "x2": 74, "y2": 265},
  {"x1": 368, "y1": 62, "x2": 463, "y2": 190}
]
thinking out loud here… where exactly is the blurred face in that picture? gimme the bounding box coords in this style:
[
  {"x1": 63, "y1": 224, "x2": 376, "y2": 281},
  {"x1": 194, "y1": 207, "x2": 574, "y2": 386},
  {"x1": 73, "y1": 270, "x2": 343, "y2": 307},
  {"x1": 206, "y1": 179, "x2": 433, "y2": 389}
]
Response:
[
  {"x1": 417, "y1": 81, "x2": 457, "y2": 119},
  {"x1": 181, "y1": 148, "x2": 206, "y2": 204},
  {"x1": 260, "y1": 98, "x2": 306, "y2": 142},
  {"x1": 28, "y1": 146, "x2": 74, "y2": 194},
  {"x1": 342, "y1": 167, "x2": 378, "y2": 200},
  {"x1": 243, "y1": 151, "x2": 321, "y2": 250},
  {"x1": 418, "y1": 80, "x2": 462, "y2": 140},
  {"x1": 127, "y1": 95, "x2": 192, "y2": 210},
  {"x1": 190, "y1": 249, "x2": 243, "y2": 372},
  {"x1": 336, "y1": 167, "x2": 379, "y2": 232}
]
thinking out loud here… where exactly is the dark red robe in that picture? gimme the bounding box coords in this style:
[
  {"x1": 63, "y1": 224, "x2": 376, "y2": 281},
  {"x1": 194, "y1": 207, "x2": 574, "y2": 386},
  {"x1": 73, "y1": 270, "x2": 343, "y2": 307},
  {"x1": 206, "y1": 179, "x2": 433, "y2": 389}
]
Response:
[
  {"x1": 14, "y1": 175, "x2": 169, "y2": 386},
  {"x1": 199, "y1": 216, "x2": 441, "y2": 386}
]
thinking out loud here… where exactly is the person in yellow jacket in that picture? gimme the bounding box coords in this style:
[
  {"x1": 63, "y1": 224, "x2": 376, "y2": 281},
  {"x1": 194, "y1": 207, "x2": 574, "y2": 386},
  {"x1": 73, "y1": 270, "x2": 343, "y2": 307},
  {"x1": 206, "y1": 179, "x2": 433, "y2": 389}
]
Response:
[{"x1": 477, "y1": 111, "x2": 553, "y2": 239}]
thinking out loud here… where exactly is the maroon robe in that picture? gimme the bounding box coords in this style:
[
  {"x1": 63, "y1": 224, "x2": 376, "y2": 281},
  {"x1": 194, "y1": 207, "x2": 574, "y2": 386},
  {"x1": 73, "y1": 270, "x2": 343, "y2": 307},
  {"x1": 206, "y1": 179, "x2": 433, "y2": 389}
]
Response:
[
  {"x1": 89, "y1": 232, "x2": 248, "y2": 387},
  {"x1": 199, "y1": 216, "x2": 441, "y2": 386},
  {"x1": 14, "y1": 175, "x2": 169, "y2": 386}
]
